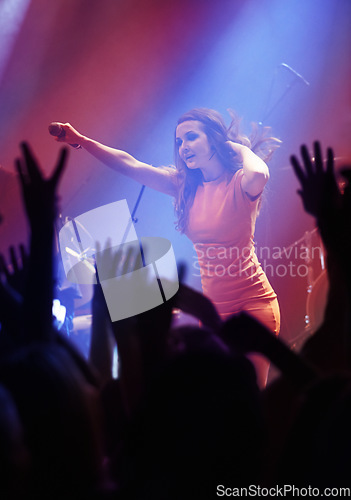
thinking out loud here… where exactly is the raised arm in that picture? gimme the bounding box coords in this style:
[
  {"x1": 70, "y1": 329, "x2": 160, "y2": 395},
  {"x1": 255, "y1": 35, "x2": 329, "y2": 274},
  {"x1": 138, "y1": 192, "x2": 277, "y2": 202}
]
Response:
[
  {"x1": 16, "y1": 142, "x2": 68, "y2": 343},
  {"x1": 227, "y1": 142, "x2": 269, "y2": 197},
  {"x1": 52, "y1": 123, "x2": 178, "y2": 196}
]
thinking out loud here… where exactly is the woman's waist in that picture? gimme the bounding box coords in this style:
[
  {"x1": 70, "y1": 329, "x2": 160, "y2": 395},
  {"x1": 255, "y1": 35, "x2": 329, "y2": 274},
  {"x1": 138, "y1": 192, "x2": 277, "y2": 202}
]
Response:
[
  {"x1": 200, "y1": 263, "x2": 277, "y2": 301},
  {"x1": 197, "y1": 257, "x2": 264, "y2": 284}
]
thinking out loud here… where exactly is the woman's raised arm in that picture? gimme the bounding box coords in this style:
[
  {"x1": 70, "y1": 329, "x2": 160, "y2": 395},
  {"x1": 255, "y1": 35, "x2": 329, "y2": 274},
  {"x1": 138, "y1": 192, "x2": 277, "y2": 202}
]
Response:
[
  {"x1": 52, "y1": 122, "x2": 178, "y2": 197},
  {"x1": 227, "y1": 141, "x2": 269, "y2": 197}
]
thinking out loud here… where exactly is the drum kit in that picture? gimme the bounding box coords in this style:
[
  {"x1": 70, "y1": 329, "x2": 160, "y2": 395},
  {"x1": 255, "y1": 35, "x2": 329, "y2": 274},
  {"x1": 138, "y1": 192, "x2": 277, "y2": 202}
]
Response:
[
  {"x1": 54, "y1": 215, "x2": 95, "y2": 356},
  {"x1": 285, "y1": 227, "x2": 329, "y2": 351}
]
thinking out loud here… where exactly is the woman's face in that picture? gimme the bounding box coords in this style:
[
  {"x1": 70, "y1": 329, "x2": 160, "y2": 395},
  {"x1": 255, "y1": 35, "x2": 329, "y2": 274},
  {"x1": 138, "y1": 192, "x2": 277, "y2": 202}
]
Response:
[{"x1": 175, "y1": 120, "x2": 213, "y2": 170}]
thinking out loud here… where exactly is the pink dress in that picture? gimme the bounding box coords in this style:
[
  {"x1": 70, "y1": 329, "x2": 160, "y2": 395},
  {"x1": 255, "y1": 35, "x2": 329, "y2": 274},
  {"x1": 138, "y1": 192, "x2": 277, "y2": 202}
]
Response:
[{"x1": 185, "y1": 168, "x2": 280, "y2": 335}]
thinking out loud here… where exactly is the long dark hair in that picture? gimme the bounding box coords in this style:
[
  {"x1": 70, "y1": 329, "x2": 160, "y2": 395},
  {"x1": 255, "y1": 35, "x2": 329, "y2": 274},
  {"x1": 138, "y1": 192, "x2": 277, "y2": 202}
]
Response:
[{"x1": 173, "y1": 108, "x2": 281, "y2": 233}]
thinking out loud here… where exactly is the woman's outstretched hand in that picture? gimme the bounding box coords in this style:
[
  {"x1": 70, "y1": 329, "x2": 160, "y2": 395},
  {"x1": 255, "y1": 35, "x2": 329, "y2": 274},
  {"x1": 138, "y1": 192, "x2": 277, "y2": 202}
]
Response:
[
  {"x1": 15, "y1": 142, "x2": 68, "y2": 229},
  {"x1": 50, "y1": 122, "x2": 83, "y2": 147}
]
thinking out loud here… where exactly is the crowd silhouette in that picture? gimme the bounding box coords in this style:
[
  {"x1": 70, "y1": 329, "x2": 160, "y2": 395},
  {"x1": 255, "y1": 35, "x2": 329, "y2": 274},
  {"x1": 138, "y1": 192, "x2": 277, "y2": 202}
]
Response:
[{"x1": 0, "y1": 140, "x2": 350, "y2": 498}]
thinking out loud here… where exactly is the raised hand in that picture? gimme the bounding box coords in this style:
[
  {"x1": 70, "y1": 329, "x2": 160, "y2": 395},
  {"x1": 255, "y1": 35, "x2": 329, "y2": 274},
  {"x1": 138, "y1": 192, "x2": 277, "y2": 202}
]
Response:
[
  {"x1": 290, "y1": 143, "x2": 351, "y2": 374},
  {"x1": 173, "y1": 281, "x2": 221, "y2": 332},
  {"x1": 290, "y1": 141, "x2": 341, "y2": 220},
  {"x1": 13, "y1": 142, "x2": 68, "y2": 343},
  {"x1": 0, "y1": 244, "x2": 28, "y2": 296},
  {"x1": 220, "y1": 313, "x2": 316, "y2": 388},
  {"x1": 15, "y1": 142, "x2": 68, "y2": 229},
  {"x1": 0, "y1": 245, "x2": 28, "y2": 343},
  {"x1": 95, "y1": 239, "x2": 143, "y2": 285}
]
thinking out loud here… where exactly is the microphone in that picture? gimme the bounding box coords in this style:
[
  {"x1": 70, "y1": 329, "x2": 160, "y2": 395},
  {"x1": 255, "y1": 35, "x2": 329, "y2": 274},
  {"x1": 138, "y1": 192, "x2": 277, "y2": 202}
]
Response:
[
  {"x1": 48, "y1": 122, "x2": 82, "y2": 149},
  {"x1": 280, "y1": 63, "x2": 310, "y2": 86}
]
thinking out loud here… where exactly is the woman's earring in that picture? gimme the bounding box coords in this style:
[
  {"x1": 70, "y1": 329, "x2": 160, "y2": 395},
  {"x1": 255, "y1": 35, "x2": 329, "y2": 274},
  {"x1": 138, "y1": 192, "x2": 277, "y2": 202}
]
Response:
[{"x1": 209, "y1": 147, "x2": 216, "y2": 160}]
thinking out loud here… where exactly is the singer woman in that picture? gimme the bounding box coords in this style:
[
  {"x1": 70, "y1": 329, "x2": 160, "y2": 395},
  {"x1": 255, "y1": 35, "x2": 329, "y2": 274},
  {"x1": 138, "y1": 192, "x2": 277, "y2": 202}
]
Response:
[{"x1": 53, "y1": 108, "x2": 280, "y2": 387}]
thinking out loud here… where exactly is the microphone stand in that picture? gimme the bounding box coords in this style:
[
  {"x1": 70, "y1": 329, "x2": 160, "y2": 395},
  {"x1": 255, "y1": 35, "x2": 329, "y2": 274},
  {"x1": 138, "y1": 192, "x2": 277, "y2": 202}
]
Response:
[
  {"x1": 260, "y1": 63, "x2": 312, "y2": 344},
  {"x1": 260, "y1": 78, "x2": 300, "y2": 125},
  {"x1": 120, "y1": 184, "x2": 146, "y2": 264},
  {"x1": 259, "y1": 63, "x2": 309, "y2": 125}
]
